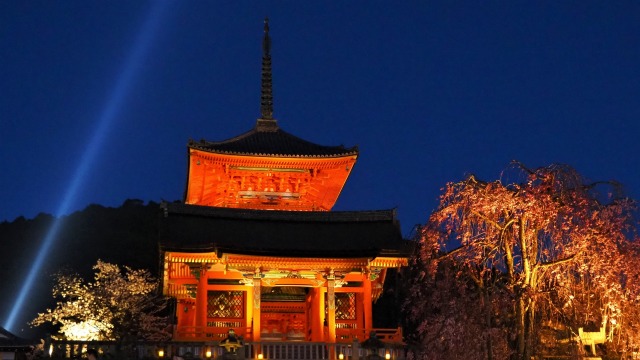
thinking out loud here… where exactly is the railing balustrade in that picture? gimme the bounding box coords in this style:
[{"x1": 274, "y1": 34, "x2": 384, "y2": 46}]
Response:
[
  {"x1": 175, "y1": 326, "x2": 253, "y2": 341},
  {"x1": 172, "y1": 326, "x2": 402, "y2": 344},
  {"x1": 45, "y1": 338, "x2": 405, "y2": 360},
  {"x1": 335, "y1": 328, "x2": 401, "y2": 343}
]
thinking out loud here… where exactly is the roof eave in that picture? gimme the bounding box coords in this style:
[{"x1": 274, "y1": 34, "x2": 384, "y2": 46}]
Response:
[{"x1": 187, "y1": 143, "x2": 359, "y2": 158}]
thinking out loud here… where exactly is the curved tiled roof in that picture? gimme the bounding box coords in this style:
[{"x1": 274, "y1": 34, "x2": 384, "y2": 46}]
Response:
[
  {"x1": 189, "y1": 119, "x2": 358, "y2": 158},
  {"x1": 0, "y1": 326, "x2": 34, "y2": 349},
  {"x1": 159, "y1": 202, "x2": 411, "y2": 258}
]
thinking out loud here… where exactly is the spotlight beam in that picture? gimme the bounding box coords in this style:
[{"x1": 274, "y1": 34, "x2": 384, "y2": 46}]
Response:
[{"x1": 3, "y1": 2, "x2": 173, "y2": 331}]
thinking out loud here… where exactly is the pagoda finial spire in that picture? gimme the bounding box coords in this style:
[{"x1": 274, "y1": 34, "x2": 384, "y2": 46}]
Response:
[{"x1": 260, "y1": 17, "x2": 274, "y2": 121}]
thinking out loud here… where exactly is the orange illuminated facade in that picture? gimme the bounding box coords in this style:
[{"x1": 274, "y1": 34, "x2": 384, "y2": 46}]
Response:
[
  {"x1": 185, "y1": 121, "x2": 358, "y2": 211},
  {"x1": 161, "y1": 236, "x2": 407, "y2": 343},
  {"x1": 159, "y1": 19, "x2": 409, "y2": 347}
]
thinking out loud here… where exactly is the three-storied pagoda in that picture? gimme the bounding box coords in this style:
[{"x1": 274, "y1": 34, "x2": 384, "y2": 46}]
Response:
[{"x1": 159, "y1": 19, "x2": 409, "y2": 346}]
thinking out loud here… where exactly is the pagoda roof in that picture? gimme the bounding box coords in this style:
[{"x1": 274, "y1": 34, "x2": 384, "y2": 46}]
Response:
[
  {"x1": 159, "y1": 202, "x2": 411, "y2": 258},
  {"x1": 189, "y1": 119, "x2": 358, "y2": 158},
  {"x1": 0, "y1": 326, "x2": 34, "y2": 350}
]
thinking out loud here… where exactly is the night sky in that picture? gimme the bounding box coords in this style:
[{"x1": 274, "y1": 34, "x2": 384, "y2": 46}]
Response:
[{"x1": 2, "y1": 2, "x2": 639, "y2": 236}]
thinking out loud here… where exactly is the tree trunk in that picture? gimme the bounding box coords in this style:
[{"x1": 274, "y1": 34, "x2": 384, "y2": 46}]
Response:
[
  {"x1": 524, "y1": 300, "x2": 535, "y2": 360},
  {"x1": 485, "y1": 289, "x2": 493, "y2": 360},
  {"x1": 475, "y1": 271, "x2": 495, "y2": 360},
  {"x1": 516, "y1": 294, "x2": 526, "y2": 360}
]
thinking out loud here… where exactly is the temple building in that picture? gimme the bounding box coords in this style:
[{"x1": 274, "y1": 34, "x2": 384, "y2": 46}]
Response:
[
  {"x1": 0, "y1": 326, "x2": 33, "y2": 360},
  {"x1": 159, "y1": 19, "x2": 409, "y2": 348}
]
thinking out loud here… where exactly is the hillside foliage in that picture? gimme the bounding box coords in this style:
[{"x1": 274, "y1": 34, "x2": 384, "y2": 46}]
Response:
[{"x1": 0, "y1": 200, "x2": 163, "y2": 337}]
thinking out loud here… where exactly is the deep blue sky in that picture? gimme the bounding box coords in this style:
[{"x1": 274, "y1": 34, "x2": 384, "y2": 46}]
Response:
[{"x1": 2, "y1": 2, "x2": 639, "y2": 235}]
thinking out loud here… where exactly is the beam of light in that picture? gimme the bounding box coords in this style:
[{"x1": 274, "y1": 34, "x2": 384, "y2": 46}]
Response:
[{"x1": 3, "y1": 1, "x2": 173, "y2": 332}]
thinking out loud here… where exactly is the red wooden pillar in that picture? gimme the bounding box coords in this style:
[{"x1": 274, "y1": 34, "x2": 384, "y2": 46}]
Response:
[
  {"x1": 310, "y1": 287, "x2": 324, "y2": 341},
  {"x1": 252, "y1": 270, "x2": 262, "y2": 343},
  {"x1": 327, "y1": 276, "x2": 337, "y2": 360},
  {"x1": 327, "y1": 271, "x2": 336, "y2": 343},
  {"x1": 245, "y1": 281, "x2": 254, "y2": 340},
  {"x1": 195, "y1": 265, "x2": 209, "y2": 332},
  {"x1": 363, "y1": 273, "x2": 372, "y2": 331},
  {"x1": 355, "y1": 292, "x2": 364, "y2": 333}
]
